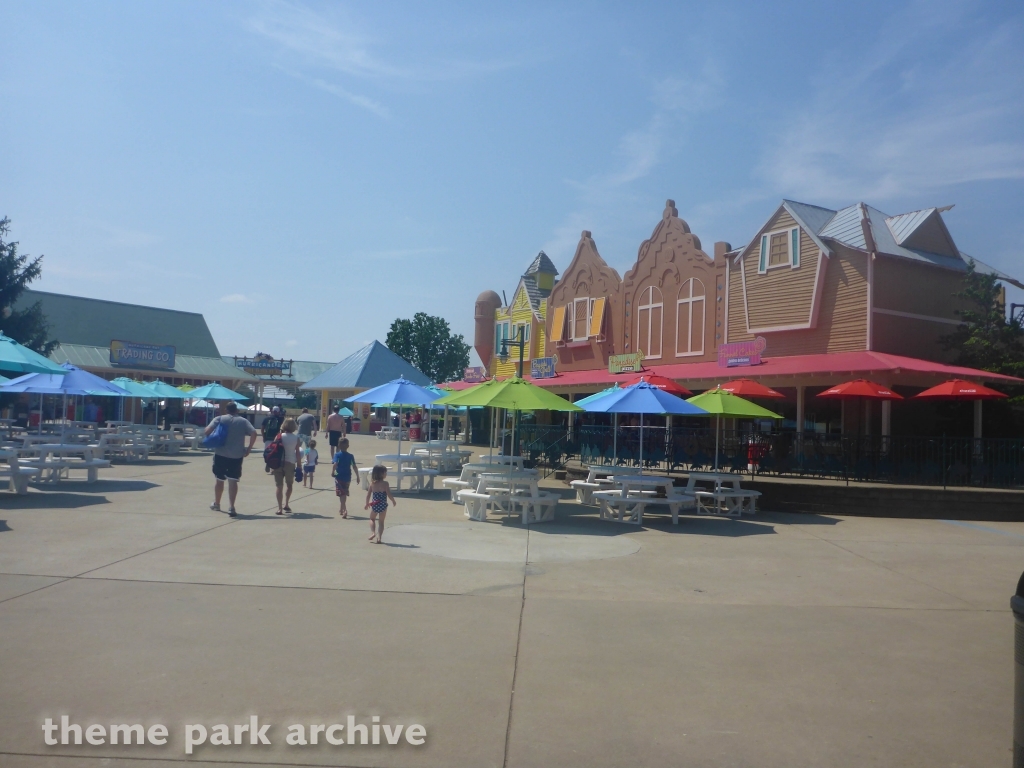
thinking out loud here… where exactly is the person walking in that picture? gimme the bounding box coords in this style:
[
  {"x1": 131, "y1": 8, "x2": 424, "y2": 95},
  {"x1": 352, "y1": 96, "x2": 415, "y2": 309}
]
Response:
[
  {"x1": 296, "y1": 407, "x2": 317, "y2": 449},
  {"x1": 364, "y1": 464, "x2": 396, "y2": 543},
  {"x1": 273, "y1": 417, "x2": 302, "y2": 515},
  {"x1": 262, "y1": 406, "x2": 283, "y2": 443},
  {"x1": 206, "y1": 401, "x2": 257, "y2": 517},
  {"x1": 325, "y1": 405, "x2": 347, "y2": 459},
  {"x1": 302, "y1": 439, "x2": 319, "y2": 489},
  {"x1": 332, "y1": 437, "x2": 358, "y2": 518}
]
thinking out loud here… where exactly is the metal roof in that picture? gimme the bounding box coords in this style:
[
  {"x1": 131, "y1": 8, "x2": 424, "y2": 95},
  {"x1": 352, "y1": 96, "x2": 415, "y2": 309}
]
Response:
[
  {"x1": 52, "y1": 343, "x2": 256, "y2": 380},
  {"x1": 525, "y1": 251, "x2": 558, "y2": 276},
  {"x1": 884, "y1": 209, "x2": 933, "y2": 245},
  {"x1": 781, "y1": 200, "x2": 835, "y2": 255},
  {"x1": 299, "y1": 341, "x2": 430, "y2": 390},
  {"x1": 818, "y1": 204, "x2": 867, "y2": 249},
  {"x1": 16, "y1": 290, "x2": 222, "y2": 357},
  {"x1": 960, "y1": 254, "x2": 1024, "y2": 290}
]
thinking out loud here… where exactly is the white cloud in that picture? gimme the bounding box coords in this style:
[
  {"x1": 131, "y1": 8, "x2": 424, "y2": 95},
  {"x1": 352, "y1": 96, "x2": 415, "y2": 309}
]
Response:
[
  {"x1": 220, "y1": 293, "x2": 252, "y2": 304},
  {"x1": 761, "y1": 7, "x2": 1024, "y2": 203},
  {"x1": 286, "y1": 339, "x2": 299, "y2": 347}
]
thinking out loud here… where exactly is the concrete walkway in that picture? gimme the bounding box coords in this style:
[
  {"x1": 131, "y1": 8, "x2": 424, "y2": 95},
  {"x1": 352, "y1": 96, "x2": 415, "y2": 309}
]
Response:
[{"x1": 0, "y1": 433, "x2": 1017, "y2": 767}]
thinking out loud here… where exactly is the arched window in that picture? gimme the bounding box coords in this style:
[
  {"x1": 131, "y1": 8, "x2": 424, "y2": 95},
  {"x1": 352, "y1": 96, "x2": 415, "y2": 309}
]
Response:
[
  {"x1": 636, "y1": 285, "x2": 663, "y2": 359},
  {"x1": 675, "y1": 278, "x2": 705, "y2": 357}
]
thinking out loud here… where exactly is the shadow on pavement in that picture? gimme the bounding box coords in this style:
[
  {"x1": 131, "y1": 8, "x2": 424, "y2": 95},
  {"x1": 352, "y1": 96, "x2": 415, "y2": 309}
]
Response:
[
  {"x1": 1, "y1": 493, "x2": 110, "y2": 509},
  {"x1": 0, "y1": 519, "x2": 11, "y2": 532},
  {"x1": 67, "y1": 480, "x2": 160, "y2": 493}
]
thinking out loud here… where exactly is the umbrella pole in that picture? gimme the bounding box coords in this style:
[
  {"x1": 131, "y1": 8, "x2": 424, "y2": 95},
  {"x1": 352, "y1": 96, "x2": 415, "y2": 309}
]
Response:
[
  {"x1": 639, "y1": 412, "x2": 644, "y2": 474},
  {"x1": 714, "y1": 415, "x2": 720, "y2": 471},
  {"x1": 613, "y1": 413, "x2": 618, "y2": 466},
  {"x1": 37, "y1": 393, "x2": 42, "y2": 435}
]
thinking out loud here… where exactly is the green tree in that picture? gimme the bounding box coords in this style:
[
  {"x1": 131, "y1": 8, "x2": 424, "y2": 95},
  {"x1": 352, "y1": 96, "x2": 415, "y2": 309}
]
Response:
[
  {"x1": 940, "y1": 261, "x2": 1024, "y2": 381},
  {"x1": 0, "y1": 217, "x2": 55, "y2": 354},
  {"x1": 386, "y1": 312, "x2": 470, "y2": 383}
]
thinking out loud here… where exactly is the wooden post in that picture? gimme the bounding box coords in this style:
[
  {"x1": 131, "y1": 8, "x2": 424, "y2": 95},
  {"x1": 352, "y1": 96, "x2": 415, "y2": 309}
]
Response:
[{"x1": 796, "y1": 385, "x2": 805, "y2": 456}]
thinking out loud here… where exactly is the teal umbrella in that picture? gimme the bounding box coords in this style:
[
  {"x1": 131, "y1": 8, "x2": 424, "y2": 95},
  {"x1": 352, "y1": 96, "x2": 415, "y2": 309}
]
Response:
[
  {"x1": 0, "y1": 332, "x2": 64, "y2": 374},
  {"x1": 338, "y1": 407, "x2": 354, "y2": 417},
  {"x1": 112, "y1": 377, "x2": 155, "y2": 398},
  {"x1": 186, "y1": 383, "x2": 250, "y2": 401},
  {"x1": 143, "y1": 380, "x2": 190, "y2": 399}
]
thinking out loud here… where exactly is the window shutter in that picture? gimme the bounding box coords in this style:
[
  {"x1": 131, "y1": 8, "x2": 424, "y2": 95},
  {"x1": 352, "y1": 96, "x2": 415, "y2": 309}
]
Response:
[
  {"x1": 549, "y1": 305, "x2": 566, "y2": 343},
  {"x1": 589, "y1": 297, "x2": 606, "y2": 337},
  {"x1": 759, "y1": 235, "x2": 768, "y2": 273},
  {"x1": 791, "y1": 228, "x2": 800, "y2": 267}
]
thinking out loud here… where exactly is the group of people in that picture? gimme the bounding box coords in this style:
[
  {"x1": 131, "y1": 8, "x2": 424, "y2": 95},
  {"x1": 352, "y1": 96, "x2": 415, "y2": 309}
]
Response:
[{"x1": 204, "y1": 403, "x2": 396, "y2": 542}]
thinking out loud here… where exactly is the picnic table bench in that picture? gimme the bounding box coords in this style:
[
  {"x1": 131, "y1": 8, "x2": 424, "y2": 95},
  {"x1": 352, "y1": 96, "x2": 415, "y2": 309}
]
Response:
[
  {"x1": 21, "y1": 444, "x2": 111, "y2": 484},
  {"x1": 684, "y1": 472, "x2": 760, "y2": 516},
  {"x1": 457, "y1": 470, "x2": 557, "y2": 524},
  {"x1": 571, "y1": 464, "x2": 642, "y2": 504},
  {"x1": 0, "y1": 449, "x2": 39, "y2": 494},
  {"x1": 88, "y1": 433, "x2": 149, "y2": 462}
]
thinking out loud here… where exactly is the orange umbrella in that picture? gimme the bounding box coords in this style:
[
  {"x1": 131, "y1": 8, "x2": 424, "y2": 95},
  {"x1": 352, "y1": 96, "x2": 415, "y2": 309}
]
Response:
[
  {"x1": 719, "y1": 378, "x2": 784, "y2": 399},
  {"x1": 913, "y1": 379, "x2": 1007, "y2": 400},
  {"x1": 817, "y1": 379, "x2": 903, "y2": 400},
  {"x1": 619, "y1": 373, "x2": 692, "y2": 397}
]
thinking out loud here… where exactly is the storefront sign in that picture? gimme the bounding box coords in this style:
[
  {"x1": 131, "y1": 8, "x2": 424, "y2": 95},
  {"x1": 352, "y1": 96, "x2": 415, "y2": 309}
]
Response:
[
  {"x1": 463, "y1": 366, "x2": 488, "y2": 383},
  {"x1": 235, "y1": 353, "x2": 292, "y2": 376},
  {"x1": 609, "y1": 350, "x2": 645, "y2": 374},
  {"x1": 717, "y1": 336, "x2": 767, "y2": 367},
  {"x1": 109, "y1": 340, "x2": 175, "y2": 370},
  {"x1": 530, "y1": 356, "x2": 557, "y2": 379}
]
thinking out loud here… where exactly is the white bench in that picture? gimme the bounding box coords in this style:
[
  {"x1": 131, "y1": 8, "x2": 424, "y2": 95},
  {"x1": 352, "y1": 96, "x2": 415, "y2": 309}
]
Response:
[
  {"x1": 89, "y1": 434, "x2": 149, "y2": 462},
  {"x1": 695, "y1": 489, "x2": 761, "y2": 516},
  {"x1": 442, "y1": 478, "x2": 472, "y2": 502},
  {"x1": 643, "y1": 491, "x2": 697, "y2": 525},
  {"x1": 457, "y1": 489, "x2": 508, "y2": 521},
  {"x1": 570, "y1": 480, "x2": 604, "y2": 504},
  {"x1": 510, "y1": 491, "x2": 560, "y2": 524},
  {"x1": 0, "y1": 464, "x2": 40, "y2": 494},
  {"x1": 28, "y1": 458, "x2": 111, "y2": 484},
  {"x1": 593, "y1": 490, "x2": 648, "y2": 525}
]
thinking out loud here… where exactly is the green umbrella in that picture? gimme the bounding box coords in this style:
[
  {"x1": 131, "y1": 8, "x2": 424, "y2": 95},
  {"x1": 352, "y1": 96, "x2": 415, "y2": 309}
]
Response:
[
  {"x1": 435, "y1": 377, "x2": 580, "y2": 459},
  {"x1": 435, "y1": 377, "x2": 581, "y2": 411},
  {"x1": 0, "y1": 332, "x2": 64, "y2": 374},
  {"x1": 686, "y1": 386, "x2": 782, "y2": 470}
]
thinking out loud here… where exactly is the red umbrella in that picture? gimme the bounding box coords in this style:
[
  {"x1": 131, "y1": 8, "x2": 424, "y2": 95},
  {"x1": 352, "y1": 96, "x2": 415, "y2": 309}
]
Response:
[
  {"x1": 816, "y1": 379, "x2": 903, "y2": 400},
  {"x1": 620, "y1": 374, "x2": 692, "y2": 397},
  {"x1": 719, "y1": 378, "x2": 784, "y2": 399},
  {"x1": 913, "y1": 379, "x2": 1007, "y2": 400}
]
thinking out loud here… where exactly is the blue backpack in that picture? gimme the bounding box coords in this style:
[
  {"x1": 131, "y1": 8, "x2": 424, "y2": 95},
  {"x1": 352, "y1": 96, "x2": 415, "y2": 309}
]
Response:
[{"x1": 203, "y1": 418, "x2": 229, "y2": 449}]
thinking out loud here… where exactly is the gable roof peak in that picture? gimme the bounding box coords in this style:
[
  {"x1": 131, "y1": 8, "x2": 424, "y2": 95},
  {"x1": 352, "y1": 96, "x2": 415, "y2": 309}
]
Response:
[{"x1": 525, "y1": 251, "x2": 558, "y2": 276}]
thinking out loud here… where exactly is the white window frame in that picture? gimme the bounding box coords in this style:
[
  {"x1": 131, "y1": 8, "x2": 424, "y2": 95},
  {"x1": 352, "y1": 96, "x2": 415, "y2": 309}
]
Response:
[
  {"x1": 759, "y1": 227, "x2": 801, "y2": 273},
  {"x1": 675, "y1": 278, "x2": 706, "y2": 357},
  {"x1": 636, "y1": 285, "x2": 663, "y2": 359},
  {"x1": 571, "y1": 297, "x2": 593, "y2": 341},
  {"x1": 494, "y1": 321, "x2": 510, "y2": 358}
]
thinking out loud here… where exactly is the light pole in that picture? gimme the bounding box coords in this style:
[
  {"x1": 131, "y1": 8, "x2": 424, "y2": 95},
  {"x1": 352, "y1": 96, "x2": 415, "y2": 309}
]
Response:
[{"x1": 498, "y1": 327, "x2": 527, "y2": 455}]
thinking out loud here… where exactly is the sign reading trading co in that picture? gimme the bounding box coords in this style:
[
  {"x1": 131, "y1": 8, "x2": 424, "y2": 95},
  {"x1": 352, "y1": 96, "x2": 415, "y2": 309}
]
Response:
[
  {"x1": 608, "y1": 350, "x2": 645, "y2": 374},
  {"x1": 109, "y1": 340, "x2": 176, "y2": 370},
  {"x1": 530, "y1": 356, "x2": 557, "y2": 380},
  {"x1": 717, "y1": 336, "x2": 767, "y2": 367}
]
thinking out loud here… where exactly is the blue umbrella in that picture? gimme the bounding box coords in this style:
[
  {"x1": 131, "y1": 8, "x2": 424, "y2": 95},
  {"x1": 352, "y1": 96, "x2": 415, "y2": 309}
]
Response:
[
  {"x1": 0, "y1": 332, "x2": 64, "y2": 374},
  {"x1": 2, "y1": 365, "x2": 130, "y2": 434},
  {"x1": 186, "y1": 383, "x2": 250, "y2": 401},
  {"x1": 349, "y1": 377, "x2": 441, "y2": 455},
  {"x1": 582, "y1": 379, "x2": 708, "y2": 471}
]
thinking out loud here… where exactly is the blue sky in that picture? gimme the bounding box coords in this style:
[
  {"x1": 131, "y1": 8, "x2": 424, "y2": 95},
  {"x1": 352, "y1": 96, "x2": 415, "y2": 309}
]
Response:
[{"x1": 2, "y1": 0, "x2": 1022, "y2": 366}]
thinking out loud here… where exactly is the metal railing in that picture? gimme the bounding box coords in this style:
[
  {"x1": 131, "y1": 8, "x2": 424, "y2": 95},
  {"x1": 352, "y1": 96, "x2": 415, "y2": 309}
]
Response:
[{"x1": 515, "y1": 424, "x2": 1024, "y2": 488}]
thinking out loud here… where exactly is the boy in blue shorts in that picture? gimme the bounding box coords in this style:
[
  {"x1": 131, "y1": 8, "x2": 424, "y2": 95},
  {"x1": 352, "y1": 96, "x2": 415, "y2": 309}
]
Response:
[{"x1": 332, "y1": 438, "x2": 358, "y2": 518}]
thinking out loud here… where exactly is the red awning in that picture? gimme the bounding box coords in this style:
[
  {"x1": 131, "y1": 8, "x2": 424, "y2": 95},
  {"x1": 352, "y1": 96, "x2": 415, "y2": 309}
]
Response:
[{"x1": 521, "y1": 350, "x2": 1023, "y2": 390}]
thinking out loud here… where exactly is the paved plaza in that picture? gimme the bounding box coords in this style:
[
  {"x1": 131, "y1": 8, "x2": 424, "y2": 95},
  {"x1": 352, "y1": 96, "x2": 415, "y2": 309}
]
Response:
[{"x1": 0, "y1": 433, "x2": 1018, "y2": 767}]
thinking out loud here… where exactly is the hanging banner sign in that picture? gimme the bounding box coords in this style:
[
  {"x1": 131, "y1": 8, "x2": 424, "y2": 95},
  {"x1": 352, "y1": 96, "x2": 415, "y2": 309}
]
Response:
[
  {"x1": 463, "y1": 366, "x2": 488, "y2": 383},
  {"x1": 235, "y1": 353, "x2": 292, "y2": 376},
  {"x1": 110, "y1": 340, "x2": 176, "y2": 370},
  {"x1": 530, "y1": 356, "x2": 557, "y2": 379},
  {"x1": 608, "y1": 350, "x2": 645, "y2": 374},
  {"x1": 717, "y1": 336, "x2": 767, "y2": 367}
]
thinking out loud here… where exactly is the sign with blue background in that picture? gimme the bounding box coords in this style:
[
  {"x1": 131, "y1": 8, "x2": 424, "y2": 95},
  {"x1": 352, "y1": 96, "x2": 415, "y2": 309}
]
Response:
[
  {"x1": 530, "y1": 356, "x2": 557, "y2": 379},
  {"x1": 110, "y1": 340, "x2": 176, "y2": 370}
]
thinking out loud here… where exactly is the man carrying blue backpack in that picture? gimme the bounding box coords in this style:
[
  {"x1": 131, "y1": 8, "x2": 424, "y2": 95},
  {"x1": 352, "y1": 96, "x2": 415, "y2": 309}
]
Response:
[{"x1": 204, "y1": 401, "x2": 257, "y2": 517}]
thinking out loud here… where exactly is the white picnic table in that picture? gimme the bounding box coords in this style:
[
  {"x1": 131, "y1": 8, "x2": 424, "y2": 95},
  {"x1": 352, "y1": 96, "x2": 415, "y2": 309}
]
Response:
[
  {"x1": 21, "y1": 443, "x2": 110, "y2": 484},
  {"x1": 411, "y1": 441, "x2": 465, "y2": 472},
  {"x1": 684, "y1": 471, "x2": 761, "y2": 516},
  {"x1": 592, "y1": 474, "x2": 693, "y2": 525},
  {"x1": 0, "y1": 447, "x2": 39, "y2": 493},
  {"x1": 365, "y1": 453, "x2": 439, "y2": 493},
  {"x1": 457, "y1": 469, "x2": 556, "y2": 524},
  {"x1": 476, "y1": 454, "x2": 525, "y2": 470},
  {"x1": 442, "y1": 462, "x2": 508, "y2": 502},
  {"x1": 570, "y1": 464, "x2": 643, "y2": 503}
]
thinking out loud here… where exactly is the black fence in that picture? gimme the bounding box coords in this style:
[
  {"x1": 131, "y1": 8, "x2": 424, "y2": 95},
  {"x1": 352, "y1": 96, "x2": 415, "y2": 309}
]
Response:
[{"x1": 516, "y1": 424, "x2": 1024, "y2": 488}]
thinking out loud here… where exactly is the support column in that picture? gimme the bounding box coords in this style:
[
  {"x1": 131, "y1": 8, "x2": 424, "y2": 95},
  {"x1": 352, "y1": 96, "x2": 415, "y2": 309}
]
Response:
[
  {"x1": 864, "y1": 399, "x2": 872, "y2": 437},
  {"x1": 973, "y1": 400, "x2": 983, "y2": 459},
  {"x1": 796, "y1": 385, "x2": 806, "y2": 456},
  {"x1": 881, "y1": 399, "x2": 891, "y2": 455},
  {"x1": 840, "y1": 400, "x2": 846, "y2": 435}
]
